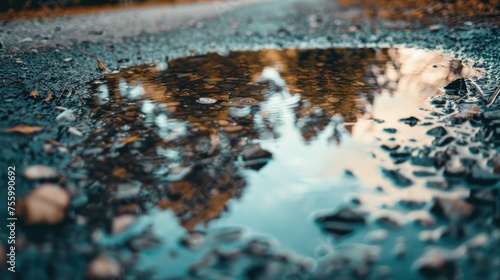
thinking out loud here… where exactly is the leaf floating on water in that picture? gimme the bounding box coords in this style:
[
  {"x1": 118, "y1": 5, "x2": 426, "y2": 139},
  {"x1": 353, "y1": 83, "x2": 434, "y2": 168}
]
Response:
[
  {"x1": 97, "y1": 59, "x2": 111, "y2": 72},
  {"x1": 42, "y1": 91, "x2": 54, "y2": 103},
  {"x1": 29, "y1": 89, "x2": 39, "y2": 99},
  {"x1": 3, "y1": 124, "x2": 43, "y2": 135}
]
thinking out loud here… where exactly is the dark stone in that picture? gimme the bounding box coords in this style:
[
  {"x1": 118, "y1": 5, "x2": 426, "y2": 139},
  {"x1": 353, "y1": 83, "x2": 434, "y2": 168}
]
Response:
[
  {"x1": 316, "y1": 207, "x2": 366, "y2": 237},
  {"x1": 383, "y1": 128, "x2": 397, "y2": 134},
  {"x1": 381, "y1": 143, "x2": 400, "y2": 151},
  {"x1": 412, "y1": 171, "x2": 435, "y2": 177},
  {"x1": 426, "y1": 180, "x2": 450, "y2": 190},
  {"x1": 430, "y1": 197, "x2": 475, "y2": 220},
  {"x1": 444, "y1": 78, "x2": 466, "y2": 95},
  {"x1": 466, "y1": 166, "x2": 500, "y2": 185},
  {"x1": 434, "y1": 136, "x2": 455, "y2": 147},
  {"x1": 381, "y1": 168, "x2": 413, "y2": 187},
  {"x1": 241, "y1": 144, "x2": 272, "y2": 171},
  {"x1": 426, "y1": 126, "x2": 447, "y2": 138},
  {"x1": 399, "y1": 116, "x2": 419, "y2": 127},
  {"x1": 433, "y1": 152, "x2": 450, "y2": 169},
  {"x1": 417, "y1": 257, "x2": 457, "y2": 278},
  {"x1": 483, "y1": 110, "x2": 500, "y2": 120}
]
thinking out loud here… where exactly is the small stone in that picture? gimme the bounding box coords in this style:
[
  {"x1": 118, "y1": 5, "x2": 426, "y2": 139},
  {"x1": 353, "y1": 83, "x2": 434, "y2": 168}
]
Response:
[
  {"x1": 63, "y1": 58, "x2": 73, "y2": 62},
  {"x1": 381, "y1": 168, "x2": 413, "y2": 187},
  {"x1": 197, "y1": 97, "x2": 217, "y2": 104},
  {"x1": 429, "y1": 24, "x2": 442, "y2": 32},
  {"x1": 365, "y1": 229, "x2": 388, "y2": 242},
  {"x1": 383, "y1": 128, "x2": 397, "y2": 134},
  {"x1": 407, "y1": 211, "x2": 435, "y2": 227},
  {"x1": 112, "y1": 215, "x2": 136, "y2": 234},
  {"x1": 414, "y1": 251, "x2": 458, "y2": 278},
  {"x1": 393, "y1": 243, "x2": 406, "y2": 259},
  {"x1": 23, "y1": 165, "x2": 58, "y2": 180},
  {"x1": 56, "y1": 109, "x2": 76, "y2": 123},
  {"x1": 114, "y1": 183, "x2": 140, "y2": 200},
  {"x1": 434, "y1": 136, "x2": 455, "y2": 147},
  {"x1": 373, "y1": 210, "x2": 406, "y2": 228},
  {"x1": 426, "y1": 126, "x2": 447, "y2": 138},
  {"x1": 17, "y1": 184, "x2": 70, "y2": 225},
  {"x1": 87, "y1": 256, "x2": 121, "y2": 279},
  {"x1": 316, "y1": 206, "x2": 366, "y2": 236},
  {"x1": 399, "y1": 117, "x2": 419, "y2": 127},
  {"x1": 223, "y1": 125, "x2": 244, "y2": 133},
  {"x1": 429, "y1": 197, "x2": 475, "y2": 221},
  {"x1": 180, "y1": 232, "x2": 205, "y2": 249},
  {"x1": 466, "y1": 166, "x2": 500, "y2": 185},
  {"x1": 68, "y1": 127, "x2": 83, "y2": 137},
  {"x1": 241, "y1": 144, "x2": 272, "y2": 171}
]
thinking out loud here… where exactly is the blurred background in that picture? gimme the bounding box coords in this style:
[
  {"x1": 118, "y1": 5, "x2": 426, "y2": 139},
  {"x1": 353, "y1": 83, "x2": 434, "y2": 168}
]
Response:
[{"x1": 0, "y1": 0, "x2": 215, "y2": 12}]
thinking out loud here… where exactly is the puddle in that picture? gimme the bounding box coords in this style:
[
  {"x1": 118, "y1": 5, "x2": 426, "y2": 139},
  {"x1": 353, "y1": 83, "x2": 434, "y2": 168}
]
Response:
[{"x1": 73, "y1": 48, "x2": 499, "y2": 278}]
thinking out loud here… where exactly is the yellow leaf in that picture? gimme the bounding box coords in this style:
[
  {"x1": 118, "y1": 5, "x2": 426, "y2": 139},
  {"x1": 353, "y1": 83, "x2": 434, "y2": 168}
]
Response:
[{"x1": 3, "y1": 124, "x2": 43, "y2": 135}]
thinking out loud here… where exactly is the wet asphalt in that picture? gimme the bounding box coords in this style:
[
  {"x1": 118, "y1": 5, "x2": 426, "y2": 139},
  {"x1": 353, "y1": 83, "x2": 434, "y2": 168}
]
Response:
[{"x1": 0, "y1": 0, "x2": 499, "y2": 279}]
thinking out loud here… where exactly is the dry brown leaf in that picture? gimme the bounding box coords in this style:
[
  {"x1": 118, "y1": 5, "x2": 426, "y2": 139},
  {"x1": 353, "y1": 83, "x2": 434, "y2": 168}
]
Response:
[
  {"x1": 3, "y1": 124, "x2": 43, "y2": 135},
  {"x1": 97, "y1": 59, "x2": 111, "y2": 72},
  {"x1": 121, "y1": 135, "x2": 140, "y2": 145},
  {"x1": 42, "y1": 91, "x2": 54, "y2": 103},
  {"x1": 29, "y1": 89, "x2": 39, "y2": 99}
]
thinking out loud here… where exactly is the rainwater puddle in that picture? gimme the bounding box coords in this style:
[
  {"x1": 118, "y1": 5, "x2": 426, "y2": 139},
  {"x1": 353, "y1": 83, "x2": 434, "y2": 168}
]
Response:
[{"x1": 75, "y1": 48, "x2": 499, "y2": 278}]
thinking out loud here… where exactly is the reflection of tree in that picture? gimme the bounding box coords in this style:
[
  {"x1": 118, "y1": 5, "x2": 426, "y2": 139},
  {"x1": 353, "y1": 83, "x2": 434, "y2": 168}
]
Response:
[{"x1": 79, "y1": 47, "x2": 475, "y2": 232}]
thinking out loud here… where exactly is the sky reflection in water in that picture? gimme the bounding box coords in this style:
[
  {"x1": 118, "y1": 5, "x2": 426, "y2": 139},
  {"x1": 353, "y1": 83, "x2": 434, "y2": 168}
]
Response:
[{"x1": 87, "y1": 47, "x2": 484, "y2": 277}]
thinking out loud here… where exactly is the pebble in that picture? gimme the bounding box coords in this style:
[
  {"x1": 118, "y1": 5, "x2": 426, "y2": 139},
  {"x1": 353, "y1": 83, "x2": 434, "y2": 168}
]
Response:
[
  {"x1": 68, "y1": 127, "x2": 83, "y2": 137},
  {"x1": 112, "y1": 215, "x2": 136, "y2": 234},
  {"x1": 426, "y1": 126, "x2": 447, "y2": 138},
  {"x1": 241, "y1": 144, "x2": 272, "y2": 170},
  {"x1": 399, "y1": 116, "x2": 419, "y2": 127},
  {"x1": 407, "y1": 211, "x2": 436, "y2": 227},
  {"x1": 86, "y1": 256, "x2": 121, "y2": 279},
  {"x1": 23, "y1": 165, "x2": 58, "y2": 180},
  {"x1": 316, "y1": 206, "x2": 366, "y2": 236},
  {"x1": 365, "y1": 229, "x2": 389, "y2": 242},
  {"x1": 180, "y1": 232, "x2": 205, "y2": 249},
  {"x1": 414, "y1": 250, "x2": 458, "y2": 278},
  {"x1": 197, "y1": 97, "x2": 217, "y2": 104},
  {"x1": 373, "y1": 210, "x2": 406, "y2": 228},
  {"x1": 18, "y1": 184, "x2": 70, "y2": 225},
  {"x1": 381, "y1": 168, "x2": 413, "y2": 187},
  {"x1": 56, "y1": 109, "x2": 76, "y2": 123},
  {"x1": 223, "y1": 125, "x2": 244, "y2": 133},
  {"x1": 429, "y1": 197, "x2": 475, "y2": 221}
]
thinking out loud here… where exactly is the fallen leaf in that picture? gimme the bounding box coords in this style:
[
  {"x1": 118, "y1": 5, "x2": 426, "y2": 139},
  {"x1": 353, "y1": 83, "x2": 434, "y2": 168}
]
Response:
[
  {"x1": 97, "y1": 59, "x2": 111, "y2": 72},
  {"x1": 2, "y1": 124, "x2": 43, "y2": 135},
  {"x1": 121, "y1": 135, "x2": 140, "y2": 145},
  {"x1": 29, "y1": 89, "x2": 39, "y2": 99},
  {"x1": 42, "y1": 91, "x2": 54, "y2": 103}
]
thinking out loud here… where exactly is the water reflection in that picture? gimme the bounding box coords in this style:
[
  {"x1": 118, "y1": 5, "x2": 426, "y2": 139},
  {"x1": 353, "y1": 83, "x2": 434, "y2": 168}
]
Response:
[{"x1": 78, "y1": 47, "x2": 490, "y2": 278}]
